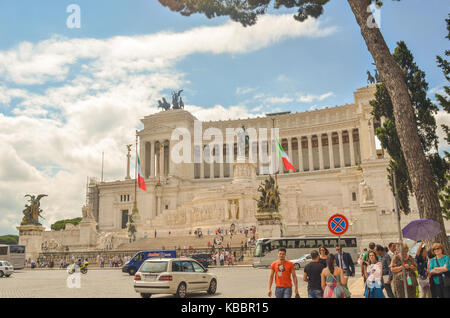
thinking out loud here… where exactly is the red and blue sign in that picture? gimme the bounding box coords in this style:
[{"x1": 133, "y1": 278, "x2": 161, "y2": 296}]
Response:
[{"x1": 328, "y1": 214, "x2": 349, "y2": 235}]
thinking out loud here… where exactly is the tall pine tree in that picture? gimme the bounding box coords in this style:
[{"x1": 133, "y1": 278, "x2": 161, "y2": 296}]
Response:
[
  {"x1": 158, "y1": 0, "x2": 450, "y2": 252},
  {"x1": 371, "y1": 41, "x2": 449, "y2": 214},
  {"x1": 436, "y1": 14, "x2": 450, "y2": 220}
]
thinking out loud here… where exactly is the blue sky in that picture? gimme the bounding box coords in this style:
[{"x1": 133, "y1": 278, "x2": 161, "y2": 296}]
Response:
[{"x1": 0, "y1": 0, "x2": 449, "y2": 235}]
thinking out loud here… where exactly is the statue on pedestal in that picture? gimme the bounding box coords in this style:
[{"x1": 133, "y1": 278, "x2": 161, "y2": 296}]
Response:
[
  {"x1": 256, "y1": 175, "x2": 280, "y2": 213},
  {"x1": 21, "y1": 194, "x2": 47, "y2": 226}
]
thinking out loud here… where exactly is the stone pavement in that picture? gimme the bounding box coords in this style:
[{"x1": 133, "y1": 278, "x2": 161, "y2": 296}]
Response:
[{"x1": 0, "y1": 267, "x2": 370, "y2": 298}]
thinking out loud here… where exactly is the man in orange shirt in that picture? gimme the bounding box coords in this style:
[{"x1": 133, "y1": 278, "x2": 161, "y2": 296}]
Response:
[{"x1": 268, "y1": 248, "x2": 299, "y2": 298}]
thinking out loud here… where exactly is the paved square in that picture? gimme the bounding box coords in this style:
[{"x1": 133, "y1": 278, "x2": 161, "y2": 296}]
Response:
[{"x1": 0, "y1": 267, "x2": 365, "y2": 298}]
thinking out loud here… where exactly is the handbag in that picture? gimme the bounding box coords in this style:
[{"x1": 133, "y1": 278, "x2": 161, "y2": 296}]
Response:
[{"x1": 435, "y1": 257, "x2": 450, "y2": 288}]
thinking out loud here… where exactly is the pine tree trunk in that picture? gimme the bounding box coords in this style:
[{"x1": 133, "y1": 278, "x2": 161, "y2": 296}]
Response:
[{"x1": 347, "y1": 0, "x2": 449, "y2": 253}]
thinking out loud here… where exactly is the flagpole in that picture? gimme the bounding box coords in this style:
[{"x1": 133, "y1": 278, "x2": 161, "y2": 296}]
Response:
[{"x1": 135, "y1": 131, "x2": 138, "y2": 202}]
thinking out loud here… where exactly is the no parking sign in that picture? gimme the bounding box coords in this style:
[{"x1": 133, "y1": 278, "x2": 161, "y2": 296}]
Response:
[{"x1": 328, "y1": 214, "x2": 349, "y2": 236}]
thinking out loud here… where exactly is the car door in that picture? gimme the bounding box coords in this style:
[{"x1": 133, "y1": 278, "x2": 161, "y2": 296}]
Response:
[
  {"x1": 191, "y1": 261, "x2": 209, "y2": 290},
  {"x1": 181, "y1": 261, "x2": 198, "y2": 291}
]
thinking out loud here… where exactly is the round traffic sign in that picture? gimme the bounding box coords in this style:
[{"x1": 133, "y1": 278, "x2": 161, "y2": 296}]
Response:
[{"x1": 328, "y1": 214, "x2": 349, "y2": 235}]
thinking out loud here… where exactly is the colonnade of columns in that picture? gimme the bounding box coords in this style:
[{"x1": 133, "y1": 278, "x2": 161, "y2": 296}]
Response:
[
  {"x1": 140, "y1": 129, "x2": 361, "y2": 180},
  {"x1": 142, "y1": 140, "x2": 169, "y2": 178},
  {"x1": 277, "y1": 128, "x2": 360, "y2": 174}
]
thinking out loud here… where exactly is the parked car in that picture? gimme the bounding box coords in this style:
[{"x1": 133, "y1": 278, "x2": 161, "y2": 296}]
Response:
[
  {"x1": 0, "y1": 260, "x2": 14, "y2": 277},
  {"x1": 133, "y1": 258, "x2": 217, "y2": 298},
  {"x1": 189, "y1": 253, "x2": 213, "y2": 268},
  {"x1": 123, "y1": 250, "x2": 177, "y2": 276},
  {"x1": 291, "y1": 254, "x2": 312, "y2": 270}
]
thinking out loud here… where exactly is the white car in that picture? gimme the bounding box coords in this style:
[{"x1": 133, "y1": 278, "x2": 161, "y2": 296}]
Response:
[
  {"x1": 0, "y1": 260, "x2": 14, "y2": 277},
  {"x1": 291, "y1": 254, "x2": 312, "y2": 270},
  {"x1": 133, "y1": 258, "x2": 218, "y2": 298}
]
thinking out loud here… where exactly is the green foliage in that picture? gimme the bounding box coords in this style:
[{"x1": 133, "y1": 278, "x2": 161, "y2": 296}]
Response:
[
  {"x1": 439, "y1": 174, "x2": 450, "y2": 220},
  {"x1": 436, "y1": 14, "x2": 450, "y2": 219},
  {"x1": 50, "y1": 217, "x2": 82, "y2": 231},
  {"x1": 158, "y1": 0, "x2": 398, "y2": 26},
  {"x1": 371, "y1": 41, "x2": 449, "y2": 213},
  {"x1": 0, "y1": 235, "x2": 19, "y2": 245}
]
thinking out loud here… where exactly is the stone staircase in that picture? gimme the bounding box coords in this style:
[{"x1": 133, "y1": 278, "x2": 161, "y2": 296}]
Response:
[{"x1": 117, "y1": 233, "x2": 250, "y2": 251}]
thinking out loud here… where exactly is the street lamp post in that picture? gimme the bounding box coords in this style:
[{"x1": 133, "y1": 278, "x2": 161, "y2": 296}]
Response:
[{"x1": 390, "y1": 171, "x2": 408, "y2": 298}]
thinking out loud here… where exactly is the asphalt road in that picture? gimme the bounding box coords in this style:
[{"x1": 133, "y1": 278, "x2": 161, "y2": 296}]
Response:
[{"x1": 0, "y1": 267, "x2": 365, "y2": 298}]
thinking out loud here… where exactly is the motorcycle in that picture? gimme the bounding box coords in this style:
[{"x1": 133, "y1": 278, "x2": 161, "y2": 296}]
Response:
[{"x1": 67, "y1": 261, "x2": 89, "y2": 275}]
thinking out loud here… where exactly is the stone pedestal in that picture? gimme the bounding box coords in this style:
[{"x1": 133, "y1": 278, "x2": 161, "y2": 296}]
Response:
[
  {"x1": 232, "y1": 161, "x2": 257, "y2": 184},
  {"x1": 79, "y1": 221, "x2": 98, "y2": 247},
  {"x1": 255, "y1": 211, "x2": 282, "y2": 238},
  {"x1": 17, "y1": 225, "x2": 45, "y2": 261}
]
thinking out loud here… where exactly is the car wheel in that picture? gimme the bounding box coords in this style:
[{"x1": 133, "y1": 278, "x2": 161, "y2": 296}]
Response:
[
  {"x1": 294, "y1": 263, "x2": 300, "y2": 270},
  {"x1": 128, "y1": 267, "x2": 136, "y2": 276},
  {"x1": 0, "y1": 271, "x2": 4, "y2": 278},
  {"x1": 207, "y1": 279, "x2": 217, "y2": 295},
  {"x1": 176, "y1": 282, "x2": 187, "y2": 298},
  {"x1": 140, "y1": 293, "x2": 152, "y2": 299},
  {"x1": 5, "y1": 274, "x2": 11, "y2": 278}
]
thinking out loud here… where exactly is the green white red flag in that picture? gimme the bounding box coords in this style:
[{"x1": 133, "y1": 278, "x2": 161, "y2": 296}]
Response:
[
  {"x1": 137, "y1": 154, "x2": 146, "y2": 191},
  {"x1": 276, "y1": 138, "x2": 296, "y2": 172}
]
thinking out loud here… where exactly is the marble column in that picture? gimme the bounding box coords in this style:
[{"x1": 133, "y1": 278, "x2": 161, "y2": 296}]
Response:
[
  {"x1": 200, "y1": 145, "x2": 205, "y2": 179},
  {"x1": 338, "y1": 131, "x2": 345, "y2": 168},
  {"x1": 328, "y1": 133, "x2": 335, "y2": 169},
  {"x1": 150, "y1": 142, "x2": 154, "y2": 178},
  {"x1": 220, "y1": 147, "x2": 224, "y2": 178},
  {"x1": 307, "y1": 135, "x2": 313, "y2": 171},
  {"x1": 349, "y1": 129, "x2": 356, "y2": 166},
  {"x1": 318, "y1": 134, "x2": 324, "y2": 170},
  {"x1": 279, "y1": 139, "x2": 285, "y2": 174},
  {"x1": 288, "y1": 137, "x2": 293, "y2": 173},
  {"x1": 159, "y1": 143, "x2": 165, "y2": 177},
  {"x1": 297, "y1": 137, "x2": 304, "y2": 172},
  {"x1": 210, "y1": 145, "x2": 214, "y2": 179}
]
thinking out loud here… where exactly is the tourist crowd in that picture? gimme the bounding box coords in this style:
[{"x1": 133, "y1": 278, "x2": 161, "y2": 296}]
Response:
[{"x1": 269, "y1": 240, "x2": 449, "y2": 298}]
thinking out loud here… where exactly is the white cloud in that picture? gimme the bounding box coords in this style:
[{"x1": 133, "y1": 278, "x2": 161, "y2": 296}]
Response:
[
  {"x1": 297, "y1": 92, "x2": 334, "y2": 103},
  {"x1": 0, "y1": 14, "x2": 337, "y2": 235},
  {"x1": 436, "y1": 110, "x2": 450, "y2": 153},
  {"x1": 263, "y1": 96, "x2": 294, "y2": 104}
]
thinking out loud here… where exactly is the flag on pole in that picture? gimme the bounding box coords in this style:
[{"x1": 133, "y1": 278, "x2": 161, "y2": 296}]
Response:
[
  {"x1": 137, "y1": 154, "x2": 147, "y2": 191},
  {"x1": 275, "y1": 138, "x2": 296, "y2": 172}
]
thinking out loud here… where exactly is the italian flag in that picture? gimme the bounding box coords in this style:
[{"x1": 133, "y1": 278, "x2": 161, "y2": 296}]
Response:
[
  {"x1": 276, "y1": 138, "x2": 296, "y2": 172},
  {"x1": 137, "y1": 154, "x2": 147, "y2": 191}
]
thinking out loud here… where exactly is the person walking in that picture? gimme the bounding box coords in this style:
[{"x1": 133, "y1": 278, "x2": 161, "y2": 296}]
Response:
[
  {"x1": 321, "y1": 254, "x2": 348, "y2": 298},
  {"x1": 428, "y1": 243, "x2": 450, "y2": 298},
  {"x1": 268, "y1": 248, "x2": 299, "y2": 298},
  {"x1": 303, "y1": 250, "x2": 324, "y2": 298},
  {"x1": 318, "y1": 246, "x2": 329, "y2": 268},
  {"x1": 335, "y1": 245, "x2": 355, "y2": 278},
  {"x1": 390, "y1": 243, "x2": 418, "y2": 298},
  {"x1": 415, "y1": 239, "x2": 431, "y2": 298},
  {"x1": 364, "y1": 251, "x2": 385, "y2": 298},
  {"x1": 376, "y1": 245, "x2": 395, "y2": 298}
]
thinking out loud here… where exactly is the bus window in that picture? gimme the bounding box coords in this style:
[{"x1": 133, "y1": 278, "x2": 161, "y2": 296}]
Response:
[
  {"x1": 0, "y1": 247, "x2": 7, "y2": 255},
  {"x1": 271, "y1": 240, "x2": 280, "y2": 250},
  {"x1": 299, "y1": 240, "x2": 305, "y2": 248},
  {"x1": 316, "y1": 240, "x2": 324, "y2": 247},
  {"x1": 279, "y1": 240, "x2": 287, "y2": 248},
  {"x1": 329, "y1": 239, "x2": 338, "y2": 247},
  {"x1": 305, "y1": 240, "x2": 316, "y2": 248},
  {"x1": 287, "y1": 240, "x2": 295, "y2": 249},
  {"x1": 10, "y1": 246, "x2": 25, "y2": 254}
]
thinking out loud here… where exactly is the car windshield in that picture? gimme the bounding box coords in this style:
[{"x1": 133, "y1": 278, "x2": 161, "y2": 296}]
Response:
[{"x1": 140, "y1": 261, "x2": 168, "y2": 273}]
